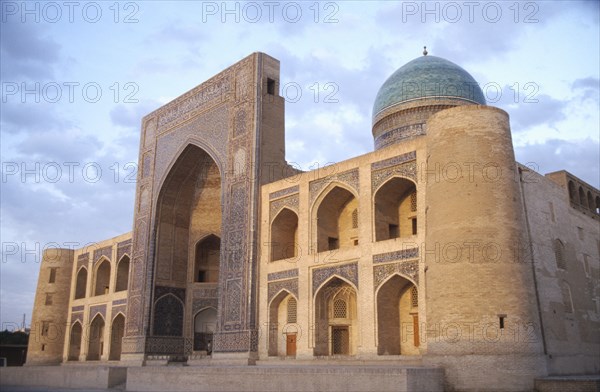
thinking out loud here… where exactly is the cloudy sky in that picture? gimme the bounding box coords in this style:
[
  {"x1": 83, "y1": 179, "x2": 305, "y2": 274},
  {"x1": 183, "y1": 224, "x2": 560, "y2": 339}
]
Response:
[{"x1": 1, "y1": 1, "x2": 598, "y2": 328}]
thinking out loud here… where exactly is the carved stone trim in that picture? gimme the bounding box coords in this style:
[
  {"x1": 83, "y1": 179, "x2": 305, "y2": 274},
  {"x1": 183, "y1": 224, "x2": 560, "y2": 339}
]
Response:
[
  {"x1": 373, "y1": 260, "x2": 419, "y2": 290},
  {"x1": 269, "y1": 185, "x2": 299, "y2": 200},
  {"x1": 268, "y1": 279, "x2": 298, "y2": 303},
  {"x1": 312, "y1": 262, "x2": 359, "y2": 294},
  {"x1": 373, "y1": 248, "x2": 419, "y2": 264},
  {"x1": 267, "y1": 269, "x2": 298, "y2": 281},
  {"x1": 309, "y1": 169, "x2": 359, "y2": 204}
]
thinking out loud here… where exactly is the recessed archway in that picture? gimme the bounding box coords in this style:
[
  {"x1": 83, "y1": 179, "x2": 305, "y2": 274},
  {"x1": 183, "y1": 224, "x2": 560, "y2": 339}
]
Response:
[
  {"x1": 376, "y1": 274, "x2": 419, "y2": 355},
  {"x1": 109, "y1": 313, "x2": 125, "y2": 360},
  {"x1": 68, "y1": 321, "x2": 82, "y2": 361},
  {"x1": 193, "y1": 308, "x2": 217, "y2": 352},
  {"x1": 268, "y1": 290, "x2": 298, "y2": 357},
  {"x1": 271, "y1": 208, "x2": 299, "y2": 261},
  {"x1": 194, "y1": 235, "x2": 220, "y2": 283},
  {"x1": 374, "y1": 177, "x2": 417, "y2": 241},
  {"x1": 74, "y1": 267, "x2": 87, "y2": 299},
  {"x1": 153, "y1": 294, "x2": 184, "y2": 337},
  {"x1": 313, "y1": 277, "x2": 357, "y2": 356},
  {"x1": 315, "y1": 185, "x2": 358, "y2": 252},
  {"x1": 115, "y1": 256, "x2": 129, "y2": 292},
  {"x1": 86, "y1": 314, "x2": 105, "y2": 361},
  {"x1": 93, "y1": 259, "x2": 111, "y2": 296}
]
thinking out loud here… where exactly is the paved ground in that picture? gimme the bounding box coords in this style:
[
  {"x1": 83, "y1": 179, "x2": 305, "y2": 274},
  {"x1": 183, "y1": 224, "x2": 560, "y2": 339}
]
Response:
[{"x1": 1, "y1": 387, "x2": 122, "y2": 392}]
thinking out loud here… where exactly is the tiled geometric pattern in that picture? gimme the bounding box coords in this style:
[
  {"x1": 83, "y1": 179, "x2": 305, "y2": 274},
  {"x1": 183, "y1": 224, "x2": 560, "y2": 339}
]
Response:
[
  {"x1": 89, "y1": 304, "x2": 107, "y2": 321},
  {"x1": 375, "y1": 124, "x2": 426, "y2": 150},
  {"x1": 153, "y1": 294, "x2": 184, "y2": 336},
  {"x1": 268, "y1": 279, "x2": 298, "y2": 303},
  {"x1": 372, "y1": 160, "x2": 417, "y2": 192},
  {"x1": 309, "y1": 169, "x2": 359, "y2": 204},
  {"x1": 117, "y1": 239, "x2": 132, "y2": 261},
  {"x1": 93, "y1": 246, "x2": 112, "y2": 262},
  {"x1": 267, "y1": 269, "x2": 298, "y2": 281},
  {"x1": 269, "y1": 185, "x2": 299, "y2": 200},
  {"x1": 373, "y1": 260, "x2": 419, "y2": 289},
  {"x1": 270, "y1": 194, "x2": 299, "y2": 220},
  {"x1": 373, "y1": 247, "x2": 419, "y2": 264},
  {"x1": 312, "y1": 262, "x2": 359, "y2": 293}
]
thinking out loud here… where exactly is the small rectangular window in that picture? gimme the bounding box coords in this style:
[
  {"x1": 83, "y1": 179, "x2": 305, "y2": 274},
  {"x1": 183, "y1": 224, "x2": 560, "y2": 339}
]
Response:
[
  {"x1": 389, "y1": 224, "x2": 399, "y2": 239},
  {"x1": 45, "y1": 293, "x2": 53, "y2": 306},
  {"x1": 48, "y1": 268, "x2": 57, "y2": 284},
  {"x1": 498, "y1": 314, "x2": 506, "y2": 329},
  {"x1": 328, "y1": 237, "x2": 339, "y2": 251},
  {"x1": 41, "y1": 344, "x2": 45, "y2": 351},
  {"x1": 353, "y1": 239, "x2": 359, "y2": 246},
  {"x1": 267, "y1": 78, "x2": 275, "y2": 95},
  {"x1": 41, "y1": 321, "x2": 50, "y2": 336},
  {"x1": 412, "y1": 218, "x2": 418, "y2": 235}
]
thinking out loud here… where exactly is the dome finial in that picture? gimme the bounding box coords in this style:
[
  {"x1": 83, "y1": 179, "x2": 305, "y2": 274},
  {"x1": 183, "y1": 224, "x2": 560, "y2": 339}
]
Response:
[{"x1": 423, "y1": 46, "x2": 428, "y2": 56}]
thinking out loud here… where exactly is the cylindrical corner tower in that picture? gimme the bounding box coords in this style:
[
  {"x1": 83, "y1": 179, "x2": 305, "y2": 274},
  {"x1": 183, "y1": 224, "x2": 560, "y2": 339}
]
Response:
[
  {"x1": 423, "y1": 105, "x2": 546, "y2": 390},
  {"x1": 26, "y1": 248, "x2": 74, "y2": 365}
]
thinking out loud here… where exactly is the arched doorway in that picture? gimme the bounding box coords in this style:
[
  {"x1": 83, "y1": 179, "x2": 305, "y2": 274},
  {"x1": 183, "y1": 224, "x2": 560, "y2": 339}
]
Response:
[
  {"x1": 68, "y1": 322, "x2": 82, "y2": 361},
  {"x1": 193, "y1": 308, "x2": 217, "y2": 352},
  {"x1": 87, "y1": 315, "x2": 105, "y2": 360},
  {"x1": 109, "y1": 313, "x2": 125, "y2": 360},
  {"x1": 376, "y1": 275, "x2": 419, "y2": 355},
  {"x1": 314, "y1": 277, "x2": 357, "y2": 356},
  {"x1": 268, "y1": 291, "x2": 298, "y2": 357}
]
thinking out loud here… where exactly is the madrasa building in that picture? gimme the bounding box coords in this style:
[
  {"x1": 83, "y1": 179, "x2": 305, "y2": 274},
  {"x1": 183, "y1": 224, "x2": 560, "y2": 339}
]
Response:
[{"x1": 21, "y1": 51, "x2": 600, "y2": 391}]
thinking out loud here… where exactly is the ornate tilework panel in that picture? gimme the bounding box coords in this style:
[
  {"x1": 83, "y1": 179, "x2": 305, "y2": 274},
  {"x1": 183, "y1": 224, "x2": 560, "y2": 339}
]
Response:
[
  {"x1": 71, "y1": 305, "x2": 84, "y2": 312},
  {"x1": 142, "y1": 151, "x2": 154, "y2": 179},
  {"x1": 71, "y1": 312, "x2": 83, "y2": 324},
  {"x1": 93, "y1": 246, "x2": 112, "y2": 262},
  {"x1": 373, "y1": 260, "x2": 419, "y2": 289},
  {"x1": 112, "y1": 298, "x2": 127, "y2": 306},
  {"x1": 224, "y1": 279, "x2": 242, "y2": 323},
  {"x1": 268, "y1": 279, "x2": 298, "y2": 303},
  {"x1": 371, "y1": 151, "x2": 417, "y2": 171},
  {"x1": 312, "y1": 262, "x2": 359, "y2": 293},
  {"x1": 153, "y1": 107, "x2": 228, "y2": 184},
  {"x1": 125, "y1": 295, "x2": 142, "y2": 336},
  {"x1": 373, "y1": 247, "x2": 419, "y2": 264},
  {"x1": 192, "y1": 298, "x2": 219, "y2": 315},
  {"x1": 309, "y1": 169, "x2": 359, "y2": 204},
  {"x1": 154, "y1": 286, "x2": 185, "y2": 303},
  {"x1": 145, "y1": 336, "x2": 184, "y2": 355},
  {"x1": 157, "y1": 76, "x2": 232, "y2": 130},
  {"x1": 192, "y1": 286, "x2": 218, "y2": 299},
  {"x1": 77, "y1": 253, "x2": 88, "y2": 270},
  {"x1": 112, "y1": 305, "x2": 127, "y2": 317},
  {"x1": 89, "y1": 304, "x2": 107, "y2": 321},
  {"x1": 153, "y1": 295, "x2": 184, "y2": 336},
  {"x1": 269, "y1": 185, "x2": 299, "y2": 200},
  {"x1": 267, "y1": 269, "x2": 299, "y2": 281},
  {"x1": 375, "y1": 124, "x2": 426, "y2": 150},
  {"x1": 269, "y1": 194, "x2": 299, "y2": 220},
  {"x1": 117, "y1": 239, "x2": 132, "y2": 261},
  {"x1": 371, "y1": 160, "x2": 417, "y2": 192},
  {"x1": 213, "y1": 330, "x2": 257, "y2": 352},
  {"x1": 121, "y1": 336, "x2": 146, "y2": 354}
]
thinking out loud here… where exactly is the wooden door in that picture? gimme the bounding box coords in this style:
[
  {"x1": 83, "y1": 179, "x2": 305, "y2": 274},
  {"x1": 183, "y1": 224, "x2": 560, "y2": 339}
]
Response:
[{"x1": 286, "y1": 333, "x2": 297, "y2": 356}]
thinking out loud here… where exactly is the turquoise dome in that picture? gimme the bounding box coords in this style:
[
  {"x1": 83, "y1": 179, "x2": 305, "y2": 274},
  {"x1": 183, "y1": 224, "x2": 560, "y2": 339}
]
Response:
[{"x1": 373, "y1": 55, "x2": 486, "y2": 119}]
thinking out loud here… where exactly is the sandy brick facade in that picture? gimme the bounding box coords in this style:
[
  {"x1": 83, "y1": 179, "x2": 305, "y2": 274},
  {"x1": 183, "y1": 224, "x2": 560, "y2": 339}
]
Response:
[{"x1": 25, "y1": 52, "x2": 599, "y2": 391}]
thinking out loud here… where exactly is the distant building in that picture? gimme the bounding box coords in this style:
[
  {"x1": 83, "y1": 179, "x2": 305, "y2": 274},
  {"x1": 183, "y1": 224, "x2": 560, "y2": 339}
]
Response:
[{"x1": 26, "y1": 52, "x2": 599, "y2": 391}]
